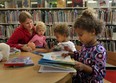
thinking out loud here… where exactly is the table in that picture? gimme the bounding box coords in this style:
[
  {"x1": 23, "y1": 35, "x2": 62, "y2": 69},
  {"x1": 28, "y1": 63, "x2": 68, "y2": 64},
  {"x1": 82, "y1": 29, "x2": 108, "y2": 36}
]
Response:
[
  {"x1": 0, "y1": 52, "x2": 72, "y2": 83},
  {"x1": 0, "y1": 52, "x2": 111, "y2": 83}
]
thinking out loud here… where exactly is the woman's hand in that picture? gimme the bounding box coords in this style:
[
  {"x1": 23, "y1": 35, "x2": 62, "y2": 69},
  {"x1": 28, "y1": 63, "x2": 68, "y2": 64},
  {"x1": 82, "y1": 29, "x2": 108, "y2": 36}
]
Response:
[{"x1": 21, "y1": 44, "x2": 32, "y2": 52}]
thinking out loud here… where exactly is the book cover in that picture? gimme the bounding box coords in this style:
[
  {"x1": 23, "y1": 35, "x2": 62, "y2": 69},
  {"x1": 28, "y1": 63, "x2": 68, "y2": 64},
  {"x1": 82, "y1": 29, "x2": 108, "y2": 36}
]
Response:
[
  {"x1": 72, "y1": 0, "x2": 83, "y2": 7},
  {"x1": 38, "y1": 51, "x2": 76, "y2": 71},
  {"x1": 112, "y1": 0, "x2": 116, "y2": 6},
  {"x1": 4, "y1": 56, "x2": 34, "y2": 67},
  {"x1": 98, "y1": 0, "x2": 109, "y2": 7},
  {"x1": 10, "y1": 47, "x2": 21, "y2": 55},
  {"x1": 36, "y1": 0, "x2": 44, "y2": 7},
  {"x1": 57, "y1": 0, "x2": 66, "y2": 8},
  {"x1": 17, "y1": 0, "x2": 22, "y2": 8},
  {"x1": 22, "y1": 0, "x2": 30, "y2": 8}
]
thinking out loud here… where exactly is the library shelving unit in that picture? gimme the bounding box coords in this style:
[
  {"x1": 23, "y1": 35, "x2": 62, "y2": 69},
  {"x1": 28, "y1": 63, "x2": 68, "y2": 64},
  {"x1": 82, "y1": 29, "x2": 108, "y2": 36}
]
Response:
[
  {"x1": 0, "y1": 0, "x2": 116, "y2": 53},
  {"x1": 0, "y1": 7, "x2": 86, "y2": 45}
]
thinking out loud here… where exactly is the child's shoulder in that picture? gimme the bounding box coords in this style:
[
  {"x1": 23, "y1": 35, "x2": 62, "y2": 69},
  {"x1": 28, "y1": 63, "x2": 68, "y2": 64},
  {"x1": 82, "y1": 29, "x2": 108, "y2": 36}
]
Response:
[{"x1": 96, "y1": 43, "x2": 106, "y2": 52}]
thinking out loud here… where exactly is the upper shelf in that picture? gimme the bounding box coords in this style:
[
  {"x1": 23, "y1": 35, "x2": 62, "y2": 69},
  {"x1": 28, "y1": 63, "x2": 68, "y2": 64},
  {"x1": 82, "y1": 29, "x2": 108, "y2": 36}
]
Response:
[{"x1": 0, "y1": 7, "x2": 116, "y2": 11}]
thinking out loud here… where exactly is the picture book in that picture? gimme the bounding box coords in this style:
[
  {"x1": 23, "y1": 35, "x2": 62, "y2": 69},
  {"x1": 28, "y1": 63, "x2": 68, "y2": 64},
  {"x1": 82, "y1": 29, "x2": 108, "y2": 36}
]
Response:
[
  {"x1": 4, "y1": 56, "x2": 34, "y2": 67},
  {"x1": 10, "y1": 47, "x2": 21, "y2": 56},
  {"x1": 38, "y1": 51, "x2": 76, "y2": 72}
]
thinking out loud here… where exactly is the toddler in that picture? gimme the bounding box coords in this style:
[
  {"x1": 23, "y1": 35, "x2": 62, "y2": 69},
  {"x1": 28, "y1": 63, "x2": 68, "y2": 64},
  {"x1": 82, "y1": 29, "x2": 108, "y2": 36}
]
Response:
[{"x1": 53, "y1": 22, "x2": 76, "y2": 52}]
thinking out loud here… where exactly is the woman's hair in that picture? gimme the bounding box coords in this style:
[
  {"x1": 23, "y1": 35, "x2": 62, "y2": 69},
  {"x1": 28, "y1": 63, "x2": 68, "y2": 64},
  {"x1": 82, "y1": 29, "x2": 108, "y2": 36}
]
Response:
[
  {"x1": 19, "y1": 11, "x2": 32, "y2": 23},
  {"x1": 74, "y1": 8, "x2": 105, "y2": 35},
  {"x1": 36, "y1": 21, "x2": 46, "y2": 31},
  {"x1": 54, "y1": 22, "x2": 69, "y2": 37}
]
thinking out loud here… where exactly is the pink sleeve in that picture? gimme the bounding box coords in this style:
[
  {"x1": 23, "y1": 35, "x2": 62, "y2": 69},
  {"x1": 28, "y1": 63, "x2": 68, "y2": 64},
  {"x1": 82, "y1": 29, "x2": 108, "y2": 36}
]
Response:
[{"x1": 29, "y1": 35, "x2": 37, "y2": 42}]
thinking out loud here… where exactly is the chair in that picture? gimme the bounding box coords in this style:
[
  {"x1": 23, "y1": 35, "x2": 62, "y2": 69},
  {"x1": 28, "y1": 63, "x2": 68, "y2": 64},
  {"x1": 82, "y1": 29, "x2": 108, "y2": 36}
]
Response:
[{"x1": 104, "y1": 51, "x2": 116, "y2": 83}]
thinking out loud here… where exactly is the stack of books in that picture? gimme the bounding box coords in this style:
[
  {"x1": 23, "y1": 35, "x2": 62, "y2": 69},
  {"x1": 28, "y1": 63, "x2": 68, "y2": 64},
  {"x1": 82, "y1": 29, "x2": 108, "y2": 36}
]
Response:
[
  {"x1": 10, "y1": 47, "x2": 21, "y2": 56},
  {"x1": 38, "y1": 51, "x2": 76, "y2": 72}
]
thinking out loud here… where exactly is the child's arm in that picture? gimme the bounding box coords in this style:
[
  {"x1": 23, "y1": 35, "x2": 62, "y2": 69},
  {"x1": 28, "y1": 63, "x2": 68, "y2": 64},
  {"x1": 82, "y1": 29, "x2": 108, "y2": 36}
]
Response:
[{"x1": 74, "y1": 61, "x2": 92, "y2": 73}]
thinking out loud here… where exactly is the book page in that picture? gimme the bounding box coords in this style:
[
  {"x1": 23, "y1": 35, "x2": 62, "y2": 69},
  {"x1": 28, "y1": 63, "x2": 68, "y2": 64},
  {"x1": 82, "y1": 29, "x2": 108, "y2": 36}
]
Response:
[
  {"x1": 42, "y1": 51, "x2": 74, "y2": 62},
  {"x1": 39, "y1": 65, "x2": 76, "y2": 72}
]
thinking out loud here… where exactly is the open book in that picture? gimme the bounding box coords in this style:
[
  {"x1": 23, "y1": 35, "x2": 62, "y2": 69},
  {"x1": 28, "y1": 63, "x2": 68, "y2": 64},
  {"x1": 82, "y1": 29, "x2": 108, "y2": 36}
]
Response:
[{"x1": 38, "y1": 51, "x2": 76, "y2": 72}]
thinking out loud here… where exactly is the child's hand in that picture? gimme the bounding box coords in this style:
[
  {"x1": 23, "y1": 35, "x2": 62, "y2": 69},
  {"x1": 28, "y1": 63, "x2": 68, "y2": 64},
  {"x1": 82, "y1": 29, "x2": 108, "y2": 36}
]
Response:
[
  {"x1": 61, "y1": 53, "x2": 69, "y2": 58},
  {"x1": 27, "y1": 42, "x2": 36, "y2": 50},
  {"x1": 74, "y1": 61, "x2": 84, "y2": 71},
  {"x1": 64, "y1": 46, "x2": 72, "y2": 52}
]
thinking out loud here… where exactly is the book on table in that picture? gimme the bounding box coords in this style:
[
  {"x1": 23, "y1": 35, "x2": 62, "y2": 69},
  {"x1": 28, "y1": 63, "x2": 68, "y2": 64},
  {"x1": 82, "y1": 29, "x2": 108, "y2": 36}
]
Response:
[
  {"x1": 38, "y1": 51, "x2": 76, "y2": 72},
  {"x1": 4, "y1": 56, "x2": 34, "y2": 67}
]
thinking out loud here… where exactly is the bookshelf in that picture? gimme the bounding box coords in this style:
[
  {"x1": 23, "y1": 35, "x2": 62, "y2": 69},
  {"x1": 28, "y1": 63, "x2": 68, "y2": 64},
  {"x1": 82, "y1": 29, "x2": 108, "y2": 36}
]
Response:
[{"x1": 0, "y1": 0, "x2": 116, "y2": 52}]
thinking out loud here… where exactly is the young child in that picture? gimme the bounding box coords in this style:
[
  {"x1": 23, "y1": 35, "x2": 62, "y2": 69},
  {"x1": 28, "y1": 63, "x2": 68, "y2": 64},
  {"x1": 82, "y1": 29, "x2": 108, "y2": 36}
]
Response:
[
  {"x1": 28, "y1": 21, "x2": 49, "y2": 51},
  {"x1": 53, "y1": 22, "x2": 76, "y2": 52},
  {"x1": 62, "y1": 8, "x2": 107, "y2": 83}
]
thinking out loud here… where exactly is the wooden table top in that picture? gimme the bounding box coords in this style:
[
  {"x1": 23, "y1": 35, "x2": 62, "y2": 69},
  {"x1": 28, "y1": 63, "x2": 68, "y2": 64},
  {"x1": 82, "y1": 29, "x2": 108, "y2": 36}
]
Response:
[{"x1": 0, "y1": 52, "x2": 72, "y2": 83}]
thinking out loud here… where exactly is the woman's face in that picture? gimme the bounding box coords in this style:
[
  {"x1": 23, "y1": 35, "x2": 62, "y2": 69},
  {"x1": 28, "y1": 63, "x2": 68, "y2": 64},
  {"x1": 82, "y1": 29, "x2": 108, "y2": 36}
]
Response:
[{"x1": 21, "y1": 18, "x2": 34, "y2": 31}]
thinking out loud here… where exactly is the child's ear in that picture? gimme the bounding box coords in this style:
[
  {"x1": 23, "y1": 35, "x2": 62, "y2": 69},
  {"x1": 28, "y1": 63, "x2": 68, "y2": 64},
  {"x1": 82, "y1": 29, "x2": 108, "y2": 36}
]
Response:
[{"x1": 63, "y1": 34, "x2": 67, "y2": 37}]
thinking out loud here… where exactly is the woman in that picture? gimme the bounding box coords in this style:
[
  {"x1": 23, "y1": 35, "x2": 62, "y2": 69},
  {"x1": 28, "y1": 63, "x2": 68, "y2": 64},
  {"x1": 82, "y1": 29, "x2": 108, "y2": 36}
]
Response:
[{"x1": 7, "y1": 11, "x2": 36, "y2": 52}]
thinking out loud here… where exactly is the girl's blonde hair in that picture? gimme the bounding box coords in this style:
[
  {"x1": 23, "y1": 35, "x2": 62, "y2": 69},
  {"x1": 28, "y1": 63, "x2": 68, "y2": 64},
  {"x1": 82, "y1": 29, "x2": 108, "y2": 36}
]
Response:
[{"x1": 36, "y1": 21, "x2": 46, "y2": 31}]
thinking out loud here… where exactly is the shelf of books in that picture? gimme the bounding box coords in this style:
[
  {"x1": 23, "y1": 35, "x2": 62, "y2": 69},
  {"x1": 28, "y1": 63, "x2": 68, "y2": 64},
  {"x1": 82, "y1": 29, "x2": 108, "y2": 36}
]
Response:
[{"x1": 0, "y1": 0, "x2": 116, "y2": 52}]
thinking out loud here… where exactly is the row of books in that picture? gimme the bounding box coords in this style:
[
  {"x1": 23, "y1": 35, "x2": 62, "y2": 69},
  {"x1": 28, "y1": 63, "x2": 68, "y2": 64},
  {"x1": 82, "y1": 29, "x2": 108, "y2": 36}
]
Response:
[
  {"x1": 46, "y1": 38, "x2": 82, "y2": 49},
  {"x1": 47, "y1": 39, "x2": 116, "y2": 52},
  {"x1": 0, "y1": 10, "x2": 81, "y2": 24},
  {"x1": 0, "y1": 25, "x2": 16, "y2": 39},
  {"x1": 0, "y1": 9, "x2": 116, "y2": 24},
  {"x1": 4, "y1": 0, "x2": 31, "y2": 8},
  {"x1": 100, "y1": 41, "x2": 116, "y2": 52},
  {"x1": 0, "y1": 25, "x2": 116, "y2": 42},
  {"x1": 98, "y1": 25, "x2": 116, "y2": 40},
  {"x1": 96, "y1": 9, "x2": 116, "y2": 24},
  {"x1": 2, "y1": 0, "x2": 116, "y2": 9},
  {"x1": 46, "y1": 25, "x2": 116, "y2": 40},
  {"x1": 2, "y1": 0, "x2": 83, "y2": 8},
  {"x1": 112, "y1": 0, "x2": 116, "y2": 7}
]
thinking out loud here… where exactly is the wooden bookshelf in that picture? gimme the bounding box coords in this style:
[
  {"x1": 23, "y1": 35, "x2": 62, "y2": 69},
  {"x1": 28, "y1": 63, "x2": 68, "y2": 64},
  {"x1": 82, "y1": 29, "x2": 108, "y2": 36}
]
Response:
[{"x1": 0, "y1": 0, "x2": 116, "y2": 52}]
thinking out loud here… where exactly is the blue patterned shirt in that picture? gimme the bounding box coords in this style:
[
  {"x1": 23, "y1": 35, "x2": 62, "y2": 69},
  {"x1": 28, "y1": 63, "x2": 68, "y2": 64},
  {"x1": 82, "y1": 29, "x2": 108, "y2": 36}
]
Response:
[{"x1": 73, "y1": 43, "x2": 107, "y2": 83}]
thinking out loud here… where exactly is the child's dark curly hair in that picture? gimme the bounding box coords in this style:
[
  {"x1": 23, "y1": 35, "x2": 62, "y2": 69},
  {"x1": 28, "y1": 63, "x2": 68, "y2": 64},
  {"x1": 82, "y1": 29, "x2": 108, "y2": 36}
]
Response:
[
  {"x1": 74, "y1": 8, "x2": 105, "y2": 36},
  {"x1": 54, "y1": 22, "x2": 69, "y2": 37}
]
